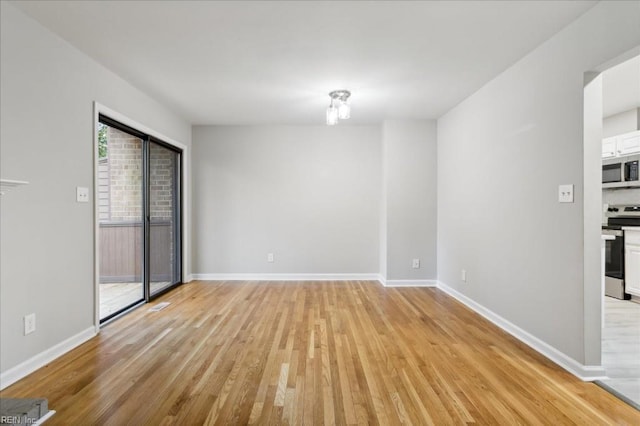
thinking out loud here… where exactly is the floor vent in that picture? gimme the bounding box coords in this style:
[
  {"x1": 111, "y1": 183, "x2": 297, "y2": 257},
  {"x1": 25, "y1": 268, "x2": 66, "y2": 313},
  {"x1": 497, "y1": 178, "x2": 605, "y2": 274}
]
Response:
[{"x1": 149, "y1": 302, "x2": 170, "y2": 312}]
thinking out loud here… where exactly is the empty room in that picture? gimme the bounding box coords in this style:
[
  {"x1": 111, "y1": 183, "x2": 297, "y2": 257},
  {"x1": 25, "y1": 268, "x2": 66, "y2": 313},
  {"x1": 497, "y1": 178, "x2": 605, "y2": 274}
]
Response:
[{"x1": 1, "y1": 0, "x2": 640, "y2": 424}]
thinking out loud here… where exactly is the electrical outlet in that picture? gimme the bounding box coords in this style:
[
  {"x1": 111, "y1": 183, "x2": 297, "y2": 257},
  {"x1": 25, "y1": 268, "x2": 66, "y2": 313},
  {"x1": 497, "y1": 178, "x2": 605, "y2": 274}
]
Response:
[
  {"x1": 412, "y1": 258, "x2": 420, "y2": 269},
  {"x1": 267, "y1": 253, "x2": 274, "y2": 263},
  {"x1": 24, "y1": 313, "x2": 36, "y2": 335},
  {"x1": 558, "y1": 184, "x2": 574, "y2": 203},
  {"x1": 461, "y1": 269, "x2": 467, "y2": 282},
  {"x1": 76, "y1": 186, "x2": 89, "y2": 203}
]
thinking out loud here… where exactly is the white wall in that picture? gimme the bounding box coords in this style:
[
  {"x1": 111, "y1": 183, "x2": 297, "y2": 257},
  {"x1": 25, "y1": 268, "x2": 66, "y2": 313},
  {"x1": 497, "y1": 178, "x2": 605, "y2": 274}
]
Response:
[
  {"x1": 192, "y1": 125, "x2": 381, "y2": 275},
  {"x1": 437, "y1": 0, "x2": 640, "y2": 367},
  {"x1": 603, "y1": 108, "x2": 640, "y2": 137},
  {"x1": 382, "y1": 120, "x2": 437, "y2": 281},
  {"x1": 0, "y1": 2, "x2": 191, "y2": 378}
]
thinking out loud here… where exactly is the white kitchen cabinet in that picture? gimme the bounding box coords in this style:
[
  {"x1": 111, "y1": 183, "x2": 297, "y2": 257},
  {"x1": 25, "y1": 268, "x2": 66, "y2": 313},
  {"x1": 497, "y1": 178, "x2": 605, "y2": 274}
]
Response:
[
  {"x1": 625, "y1": 229, "x2": 640, "y2": 297},
  {"x1": 602, "y1": 136, "x2": 618, "y2": 158},
  {"x1": 602, "y1": 130, "x2": 640, "y2": 158},
  {"x1": 618, "y1": 130, "x2": 640, "y2": 155}
]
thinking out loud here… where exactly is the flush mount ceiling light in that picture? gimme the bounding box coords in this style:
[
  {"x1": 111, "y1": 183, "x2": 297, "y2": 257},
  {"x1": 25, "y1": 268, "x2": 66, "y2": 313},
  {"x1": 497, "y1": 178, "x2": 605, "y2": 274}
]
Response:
[{"x1": 326, "y1": 90, "x2": 351, "y2": 125}]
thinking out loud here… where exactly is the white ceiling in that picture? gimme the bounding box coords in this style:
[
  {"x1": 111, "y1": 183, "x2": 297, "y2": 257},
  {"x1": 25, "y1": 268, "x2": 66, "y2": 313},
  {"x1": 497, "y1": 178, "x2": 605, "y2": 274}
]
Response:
[
  {"x1": 602, "y1": 55, "x2": 640, "y2": 118},
  {"x1": 13, "y1": 0, "x2": 598, "y2": 125}
]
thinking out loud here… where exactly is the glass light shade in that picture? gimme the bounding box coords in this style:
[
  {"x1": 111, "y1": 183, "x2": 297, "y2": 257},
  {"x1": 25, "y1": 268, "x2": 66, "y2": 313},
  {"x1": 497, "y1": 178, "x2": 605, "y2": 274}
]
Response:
[
  {"x1": 326, "y1": 105, "x2": 338, "y2": 125},
  {"x1": 338, "y1": 102, "x2": 350, "y2": 120}
]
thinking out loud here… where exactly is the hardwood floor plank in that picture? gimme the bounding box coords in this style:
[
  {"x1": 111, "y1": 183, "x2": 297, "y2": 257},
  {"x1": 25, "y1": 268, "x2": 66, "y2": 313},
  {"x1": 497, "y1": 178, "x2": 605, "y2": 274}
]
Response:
[{"x1": 2, "y1": 281, "x2": 639, "y2": 425}]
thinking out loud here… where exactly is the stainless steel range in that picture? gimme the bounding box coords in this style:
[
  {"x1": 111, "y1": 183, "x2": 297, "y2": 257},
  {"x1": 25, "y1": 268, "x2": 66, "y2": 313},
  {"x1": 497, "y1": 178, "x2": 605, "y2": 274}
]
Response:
[{"x1": 603, "y1": 204, "x2": 640, "y2": 299}]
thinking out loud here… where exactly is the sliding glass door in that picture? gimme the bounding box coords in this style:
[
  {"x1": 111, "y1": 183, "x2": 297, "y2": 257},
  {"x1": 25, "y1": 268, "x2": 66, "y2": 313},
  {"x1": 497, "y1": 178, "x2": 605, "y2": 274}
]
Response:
[{"x1": 98, "y1": 116, "x2": 182, "y2": 323}]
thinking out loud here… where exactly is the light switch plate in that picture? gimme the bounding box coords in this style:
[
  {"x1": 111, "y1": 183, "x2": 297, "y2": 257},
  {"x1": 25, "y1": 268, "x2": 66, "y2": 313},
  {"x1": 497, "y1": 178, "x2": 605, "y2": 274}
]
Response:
[
  {"x1": 558, "y1": 184, "x2": 574, "y2": 203},
  {"x1": 76, "y1": 186, "x2": 89, "y2": 203}
]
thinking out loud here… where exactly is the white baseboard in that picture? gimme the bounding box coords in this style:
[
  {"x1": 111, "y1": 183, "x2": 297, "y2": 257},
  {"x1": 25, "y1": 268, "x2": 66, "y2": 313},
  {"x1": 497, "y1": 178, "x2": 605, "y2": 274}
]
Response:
[
  {"x1": 192, "y1": 273, "x2": 381, "y2": 282},
  {"x1": 436, "y1": 281, "x2": 606, "y2": 381},
  {"x1": 184, "y1": 273, "x2": 194, "y2": 283},
  {"x1": 0, "y1": 326, "x2": 96, "y2": 390},
  {"x1": 192, "y1": 274, "x2": 437, "y2": 288},
  {"x1": 381, "y1": 279, "x2": 437, "y2": 287},
  {"x1": 34, "y1": 410, "x2": 56, "y2": 426}
]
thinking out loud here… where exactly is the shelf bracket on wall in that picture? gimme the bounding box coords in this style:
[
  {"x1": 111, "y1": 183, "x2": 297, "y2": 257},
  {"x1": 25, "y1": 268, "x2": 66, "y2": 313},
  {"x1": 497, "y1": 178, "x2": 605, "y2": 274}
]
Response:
[{"x1": 0, "y1": 179, "x2": 29, "y2": 196}]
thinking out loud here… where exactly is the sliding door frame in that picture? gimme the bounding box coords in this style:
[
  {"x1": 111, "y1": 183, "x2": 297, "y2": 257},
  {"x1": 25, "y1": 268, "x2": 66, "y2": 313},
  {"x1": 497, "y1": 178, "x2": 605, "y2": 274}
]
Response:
[
  {"x1": 93, "y1": 102, "x2": 189, "y2": 330},
  {"x1": 146, "y1": 137, "x2": 183, "y2": 300}
]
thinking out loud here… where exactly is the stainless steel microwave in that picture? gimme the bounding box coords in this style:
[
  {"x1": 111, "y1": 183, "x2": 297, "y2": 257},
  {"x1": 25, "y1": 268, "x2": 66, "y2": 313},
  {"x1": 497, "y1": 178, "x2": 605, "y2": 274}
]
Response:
[{"x1": 603, "y1": 154, "x2": 640, "y2": 189}]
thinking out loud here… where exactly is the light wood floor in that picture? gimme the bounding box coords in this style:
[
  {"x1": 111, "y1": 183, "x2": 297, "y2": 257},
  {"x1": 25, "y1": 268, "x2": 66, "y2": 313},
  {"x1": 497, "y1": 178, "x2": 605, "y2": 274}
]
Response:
[
  {"x1": 601, "y1": 295, "x2": 640, "y2": 406},
  {"x1": 100, "y1": 281, "x2": 172, "y2": 319},
  {"x1": 2, "y1": 281, "x2": 639, "y2": 425}
]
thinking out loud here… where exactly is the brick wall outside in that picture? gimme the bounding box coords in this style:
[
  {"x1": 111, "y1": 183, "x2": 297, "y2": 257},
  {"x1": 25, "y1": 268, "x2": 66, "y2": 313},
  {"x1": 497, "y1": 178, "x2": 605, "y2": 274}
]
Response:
[
  {"x1": 150, "y1": 143, "x2": 175, "y2": 220},
  {"x1": 98, "y1": 158, "x2": 110, "y2": 221},
  {"x1": 99, "y1": 127, "x2": 175, "y2": 222},
  {"x1": 106, "y1": 127, "x2": 143, "y2": 221}
]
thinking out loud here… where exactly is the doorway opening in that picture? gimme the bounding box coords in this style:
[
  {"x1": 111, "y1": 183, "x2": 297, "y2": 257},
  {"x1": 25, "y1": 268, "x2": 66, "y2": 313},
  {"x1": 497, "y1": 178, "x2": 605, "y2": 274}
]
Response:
[
  {"x1": 97, "y1": 114, "x2": 182, "y2": 323},
  {"x1": 585, "y1": 52, "x2": 640, "y2": 408}
]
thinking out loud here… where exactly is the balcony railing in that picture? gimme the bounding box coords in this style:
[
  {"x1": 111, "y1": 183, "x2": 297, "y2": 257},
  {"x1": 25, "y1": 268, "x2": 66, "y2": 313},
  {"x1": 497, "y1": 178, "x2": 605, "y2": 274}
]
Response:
[{"x1": 99, "y1": 220, "x2": 173, "y2": 283}]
